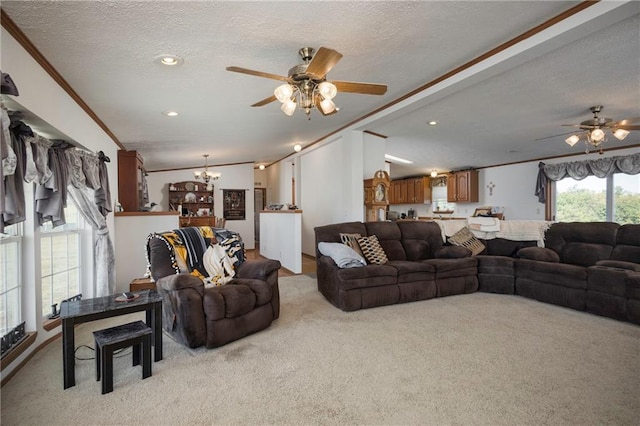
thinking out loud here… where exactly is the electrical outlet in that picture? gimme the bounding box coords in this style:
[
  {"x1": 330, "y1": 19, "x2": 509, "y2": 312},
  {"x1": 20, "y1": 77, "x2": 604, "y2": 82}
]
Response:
[{"x1": 536, "y1": 208, "x2": 540, "y2": 214}]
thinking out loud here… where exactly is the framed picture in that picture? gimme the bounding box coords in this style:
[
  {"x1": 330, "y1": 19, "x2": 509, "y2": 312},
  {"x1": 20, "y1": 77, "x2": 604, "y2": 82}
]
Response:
[
  {"x1": 472, "y1": 207, "x2": 492, "y2": 217},
  {"x1": 223, "y1": 189, "x2": 246, "y2": 220}
]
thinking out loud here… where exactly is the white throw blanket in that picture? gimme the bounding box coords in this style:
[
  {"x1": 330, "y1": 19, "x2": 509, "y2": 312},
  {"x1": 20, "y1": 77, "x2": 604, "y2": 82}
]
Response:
[
  {"x1": 496, "y1": 220, "x2": 553, "y2": 247},
  {"x1": 467, "y1": 217, "x2": 501, "y2": 232},
  {"x1": 432, "y1": 219, "x2": 553, "y2": 247}
]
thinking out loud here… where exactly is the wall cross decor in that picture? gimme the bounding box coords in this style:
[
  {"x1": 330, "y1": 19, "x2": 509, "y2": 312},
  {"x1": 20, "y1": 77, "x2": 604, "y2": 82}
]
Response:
[{"x1": 487, "y1": 182, "x2": 496, "y2": 196}]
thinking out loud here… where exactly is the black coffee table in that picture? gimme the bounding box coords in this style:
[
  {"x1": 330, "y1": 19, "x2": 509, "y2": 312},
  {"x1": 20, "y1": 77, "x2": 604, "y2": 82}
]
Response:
[{"x1": 60, "y1": 290, "x2": 162, "y2": 389}]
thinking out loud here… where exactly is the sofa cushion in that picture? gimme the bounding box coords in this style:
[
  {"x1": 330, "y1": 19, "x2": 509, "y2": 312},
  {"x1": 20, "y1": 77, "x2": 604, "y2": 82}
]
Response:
[
  {"x1": 517, "y1": 247, "x2": 560, "y2": 263},
  {"x1": 364, "y1": 222, "x2": 407, "y2": 261},
  {"x1": 435, "y1": 245, "x2": 471, "y2": 259},
  {"x1": 425, "y1": 257, "x2": 478, "y2": 279},
  {"x1": 516, "y1": 259, "x2": 586, "y2": 289},
  {"x1": 203, "y1": 284, "x2": 257, "y2": 320},
  {"x1": 397, "y1": 221, "x2": 444, "y2": 259},
  {"x1": 587, "y1": 265, "x2": 630, "y2": 297},
  {"x1": 387, "y1": 260, "x2": 436, "y2": 283},
  {"x1": 484, "y1": 238, "x2": 537, "y2": 257},
  {"x1": 448, "y1": 227, "x2": 485, "y2": 255},
  {"x1": 231, "y1": 278, "x2": 273, "y2": 306},
  {"x1": 336, "y1": 264, "x2": 398, "y2": 290},
  {"x1": 544, "y1": 222, "x2": 619, "y2": 266},
  {"x1": 358, "y1": 235, "x2": 389, "y2": 264},
  {"x1": 595, "y1": 260, "x2": 640, "y2": 272},
  {"x1": 610, "y1": 224, "x2": 640, "y2": 263}
]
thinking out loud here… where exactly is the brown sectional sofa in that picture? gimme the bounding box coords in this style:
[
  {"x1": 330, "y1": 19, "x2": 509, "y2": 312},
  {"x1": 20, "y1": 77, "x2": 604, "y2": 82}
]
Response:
[{"x1": 315, "y1": 220, "x2": 640, "y2": 325}]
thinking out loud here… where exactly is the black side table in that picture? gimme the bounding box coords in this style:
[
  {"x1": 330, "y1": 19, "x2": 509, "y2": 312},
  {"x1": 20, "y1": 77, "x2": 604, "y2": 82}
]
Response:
[{"x1": 60, "y1": 290, "x2": 162, "y2": 389}]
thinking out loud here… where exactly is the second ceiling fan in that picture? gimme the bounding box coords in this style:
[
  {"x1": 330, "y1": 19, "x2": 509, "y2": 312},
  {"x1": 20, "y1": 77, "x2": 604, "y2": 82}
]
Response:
[{"x1": 227, "y1": 47, "x2": 387, "y2": 119}]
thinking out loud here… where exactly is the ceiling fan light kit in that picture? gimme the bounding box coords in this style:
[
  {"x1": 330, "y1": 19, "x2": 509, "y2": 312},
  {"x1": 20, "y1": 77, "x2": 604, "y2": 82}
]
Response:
[
  {"x1": 227, "y1": 46, "x2": 387, "y2": 119},
  {"x1": 562, "y1": 105, "x2": 638, "y2": 154}
]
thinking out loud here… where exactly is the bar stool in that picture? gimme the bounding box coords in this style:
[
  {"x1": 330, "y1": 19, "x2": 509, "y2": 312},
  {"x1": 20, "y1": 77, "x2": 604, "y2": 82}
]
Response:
[{"x1": 93, "y1": 320, "x2": 152, "y2": 394}]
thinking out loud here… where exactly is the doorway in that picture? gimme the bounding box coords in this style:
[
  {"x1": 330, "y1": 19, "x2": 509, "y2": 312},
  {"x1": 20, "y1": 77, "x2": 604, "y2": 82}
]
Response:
[{"x1": 254, "y1": 188, "x2": 266, "y2": 245}]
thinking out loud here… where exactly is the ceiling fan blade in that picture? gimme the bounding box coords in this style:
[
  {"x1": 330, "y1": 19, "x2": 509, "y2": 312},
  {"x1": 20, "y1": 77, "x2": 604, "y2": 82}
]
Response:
[
  {"x1": 251, "y1": 95, "x2": 277, "y2": 107},
  {"x1": 305, "y1": 47, "x2": 343, "y2": 79},
  {"x1": 333, "y1": 80, "x2": 388, "y2": 95},
  {"x1": 609, "y1": 117, "x2": 640, "y2": 127},
  {"x1": 226, "y1": 66, "x2": 288, "y2": 82},
  {"x1": 535, "y1": 130, "x2": 577, "y2": 141},
  {"x1": 615, "y1": 125, "x2": 640, "y2": 130}
]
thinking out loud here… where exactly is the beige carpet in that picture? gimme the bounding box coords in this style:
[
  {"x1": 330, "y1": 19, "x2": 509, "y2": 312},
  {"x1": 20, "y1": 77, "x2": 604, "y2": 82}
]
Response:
[{"x1": 2, "y1": 274, "x2": 639, "y2": 425}]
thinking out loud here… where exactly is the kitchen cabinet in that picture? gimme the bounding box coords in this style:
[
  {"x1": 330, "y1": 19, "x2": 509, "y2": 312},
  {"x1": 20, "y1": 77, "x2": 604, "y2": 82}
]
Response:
[
  {"x1": 406, "y1": 177, "x2": 431, "y2": 203},
  {"x1": 447, "y1": 170, "x2": 479, "y2": 203},
  {"x1": 390, "y1": 179, "x2": 407, "y2": 204},
  {"x1": 390, "y1": 177, "x2": 430, "y2": 204}
]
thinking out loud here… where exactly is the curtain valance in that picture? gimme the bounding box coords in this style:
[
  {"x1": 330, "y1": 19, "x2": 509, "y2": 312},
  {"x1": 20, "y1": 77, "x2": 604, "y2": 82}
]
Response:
[{"x1": 535, "y1": 152, "x2": 640, "y2": 203}]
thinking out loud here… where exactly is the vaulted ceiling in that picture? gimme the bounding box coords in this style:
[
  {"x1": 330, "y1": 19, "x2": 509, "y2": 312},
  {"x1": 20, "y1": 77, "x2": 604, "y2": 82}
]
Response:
[{"x1": 1, "y1": 1, "x2": 639, "y2": 178}]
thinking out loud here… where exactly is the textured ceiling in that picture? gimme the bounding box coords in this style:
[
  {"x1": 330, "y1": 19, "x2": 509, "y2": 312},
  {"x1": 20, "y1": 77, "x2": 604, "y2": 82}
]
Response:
[{"x1": 1, "y1": 1, "x2": 639, "y2": 177}]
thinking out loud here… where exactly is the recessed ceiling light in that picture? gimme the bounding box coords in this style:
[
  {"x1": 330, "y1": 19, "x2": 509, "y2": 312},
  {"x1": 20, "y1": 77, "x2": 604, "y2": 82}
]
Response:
[
  {"x1": 154, "y1": 54, "x2": 184, "y2": 66},
  {"x1": 259, "y1": 164, "x2": 265, "y2": 170},
  {"x1": 428, "y1": 120, "x2": 438, "y2": 126},
  {"x1": 385, "y1": 154, "x2": 413, "y2": 164},
  {"x1": 163, "y1": 110, "x2": 179, "y2": 117},
  {"x1": 294, "y1": 144, "x2": 302, "y2": 152}
]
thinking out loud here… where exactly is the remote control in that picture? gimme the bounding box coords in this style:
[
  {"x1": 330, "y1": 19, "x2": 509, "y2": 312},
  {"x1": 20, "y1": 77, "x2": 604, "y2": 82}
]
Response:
[{"x1": 122, "y1": 292, "x2": 135, "y2": 299}]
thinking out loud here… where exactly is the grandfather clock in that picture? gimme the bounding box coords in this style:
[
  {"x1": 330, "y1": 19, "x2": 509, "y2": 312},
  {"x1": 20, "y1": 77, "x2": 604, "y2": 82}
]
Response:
[{"x1": 364, "y1": 170, "x2": 390, "y2": 222}]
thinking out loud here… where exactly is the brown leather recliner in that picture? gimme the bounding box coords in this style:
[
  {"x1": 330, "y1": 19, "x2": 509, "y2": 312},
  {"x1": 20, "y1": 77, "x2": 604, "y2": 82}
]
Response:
[{"x1": 146, "y1": 227, "x2": 281, "y2": 349}]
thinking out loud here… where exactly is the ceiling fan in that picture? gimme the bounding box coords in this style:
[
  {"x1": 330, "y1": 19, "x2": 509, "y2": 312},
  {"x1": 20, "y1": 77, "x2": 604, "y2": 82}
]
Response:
[
  {"x1": 226, "y1": 47, "x2": 387, "y2": 119},
  {"x1": 559, "y1": 106, "x2": 639, "y2": 154}
]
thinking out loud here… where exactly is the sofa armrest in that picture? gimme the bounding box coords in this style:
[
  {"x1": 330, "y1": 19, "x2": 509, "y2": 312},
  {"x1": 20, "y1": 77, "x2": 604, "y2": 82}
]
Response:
[
  {"x1": 435, "y1": 245, "x2": 471, "y2": 259},
  {"x1": 595, "y1": 260, "x2": 640, "y2": 272},
  {"x1": 156, "y1": 273, "x2": 204, "y2": 295},
  {"x1": 155, "y1": 273, "x2": 206, "y2": 348},
  {"x1": 517, "y1": 247, "x2": 560, "y2": 263},
  {"x1": 236, "y1": 259, "x2": 282, "y2": 280}
]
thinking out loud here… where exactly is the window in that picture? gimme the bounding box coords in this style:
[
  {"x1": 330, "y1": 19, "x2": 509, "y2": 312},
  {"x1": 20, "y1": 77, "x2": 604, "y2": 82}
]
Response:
[
  {"x1": 40, "y1": 202, "x2": 85, "y2": 317},
  {"x1": 0, "y1": 224, "x2": 22, "y2": 336},
  {"x1": 554, "y1": 173, "x2": 640, "y2": 224}
]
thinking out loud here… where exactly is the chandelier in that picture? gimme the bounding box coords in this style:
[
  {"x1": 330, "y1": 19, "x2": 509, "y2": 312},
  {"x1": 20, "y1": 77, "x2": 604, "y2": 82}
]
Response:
[
  {"x1": 193, "y1": 154, "x2": 221, "y2": 184},
  {"x1": 274, "y1": 79, "x2": 338, "y2": 119},
  {"x1": 564, "y1": 106, "x2": 633, "y2": 154}
]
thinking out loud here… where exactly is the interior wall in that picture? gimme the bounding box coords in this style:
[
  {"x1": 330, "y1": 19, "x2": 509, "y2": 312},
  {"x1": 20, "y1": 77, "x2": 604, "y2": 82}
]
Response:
[
  {"x1": 363, "y1": 132, "x2": 387, "y2": 178},
  {"x1": 299, "y1": 133, "x2": 365, "y2": 256},
  {"x1": 145, "y1": 162, "x2": 256, "y2": 249},
  {"x1": 1, "y1": 28, "x2": 120, "y2": 380}
]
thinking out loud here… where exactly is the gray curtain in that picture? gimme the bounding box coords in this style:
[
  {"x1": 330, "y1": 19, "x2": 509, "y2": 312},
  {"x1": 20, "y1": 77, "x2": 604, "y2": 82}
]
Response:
[
  {"x1": 535, "y1": 152, "x2": 640, "y2": 203},
  {"x1": 67, "y1": 184, "x2": 115, "y2": 296}
]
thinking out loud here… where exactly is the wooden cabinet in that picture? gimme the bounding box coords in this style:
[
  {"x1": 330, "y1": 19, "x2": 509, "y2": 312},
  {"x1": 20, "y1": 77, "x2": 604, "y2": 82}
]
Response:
[
  {"x1": 390, "y1": 180, "x2": 407, "y2": 204},
  {"x1": 168, "y1": 181, "x2": 215, "y2": 227},
  {"x1": 390, "y1": 177, "x2": 431, "y2": 204},
  {"x1": 118, "y1": 150, "x2": 147, "y2": 212},
  {"x1": 406, "y1": 177, "x2": 431, "y2": 203},
  {"x1": 447, "y1": 170, "x2": 479, "y2": 203}
]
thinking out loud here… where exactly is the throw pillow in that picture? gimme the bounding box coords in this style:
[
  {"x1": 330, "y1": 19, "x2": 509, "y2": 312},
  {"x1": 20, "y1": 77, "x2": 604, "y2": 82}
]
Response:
[
  {"x1": 448, "y1": 227, "x2": 485, "y2": 256},
  {"x1": 340, "y1": 233, "x2": 364, "y2": 257},
  {"x1": 357, "y1": 235, "x2": 389, "y2": 264},
  {"x1": 318, "y1": 242, "x2": 366, "y2": 268}
]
